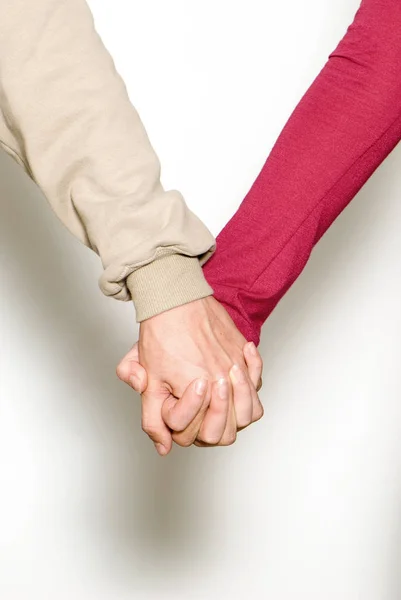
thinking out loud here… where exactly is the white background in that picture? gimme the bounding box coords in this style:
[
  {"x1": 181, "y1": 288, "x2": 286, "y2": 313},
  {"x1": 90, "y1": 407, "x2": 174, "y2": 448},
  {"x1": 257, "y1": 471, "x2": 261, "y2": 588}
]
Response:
[{"x1": 1, "y1": 0, "x2": 401, "y2": 598}]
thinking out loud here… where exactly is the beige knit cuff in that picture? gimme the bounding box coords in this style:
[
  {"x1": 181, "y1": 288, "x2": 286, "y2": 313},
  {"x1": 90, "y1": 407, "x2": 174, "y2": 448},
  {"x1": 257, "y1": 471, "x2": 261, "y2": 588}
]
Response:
[{"x1": 127, "y1": 254, "x2": 213, "y2": 321}]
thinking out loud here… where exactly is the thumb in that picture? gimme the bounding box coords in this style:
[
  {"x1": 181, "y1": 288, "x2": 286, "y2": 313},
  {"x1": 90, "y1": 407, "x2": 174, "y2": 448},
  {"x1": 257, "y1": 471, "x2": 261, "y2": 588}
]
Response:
[
  {"x1": 161, "y1": 378, "x2": 208, "y2": 432},
  {"x1": 116, "y1": 342, "x2": 148, "y2": 393}
]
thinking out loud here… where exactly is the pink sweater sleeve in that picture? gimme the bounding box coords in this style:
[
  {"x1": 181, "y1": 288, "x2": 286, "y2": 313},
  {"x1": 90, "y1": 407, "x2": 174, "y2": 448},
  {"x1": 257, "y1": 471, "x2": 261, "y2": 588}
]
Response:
[{"x1": 204, "y1": 0, "x2": 401, "y2": 345}]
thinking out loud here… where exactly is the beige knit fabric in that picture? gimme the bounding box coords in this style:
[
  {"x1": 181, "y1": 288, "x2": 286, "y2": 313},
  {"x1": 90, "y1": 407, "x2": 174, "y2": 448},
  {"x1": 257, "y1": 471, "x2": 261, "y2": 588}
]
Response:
[{"x1": 0, "y1": 0, "x2": 215, "y2": 320}]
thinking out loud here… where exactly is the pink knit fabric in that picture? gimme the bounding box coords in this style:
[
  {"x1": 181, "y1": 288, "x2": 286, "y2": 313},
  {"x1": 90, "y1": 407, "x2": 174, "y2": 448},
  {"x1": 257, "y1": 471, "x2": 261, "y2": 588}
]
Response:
[{"x1": 204, "y1": 0, "x2": 401, "y2": 345}]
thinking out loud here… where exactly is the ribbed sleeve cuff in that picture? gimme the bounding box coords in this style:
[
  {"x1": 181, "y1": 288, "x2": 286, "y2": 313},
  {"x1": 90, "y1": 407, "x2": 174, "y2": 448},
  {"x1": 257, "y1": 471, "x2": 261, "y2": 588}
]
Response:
[{"x1": 127, "y1": 254, "x2": 214, "y2": 321}]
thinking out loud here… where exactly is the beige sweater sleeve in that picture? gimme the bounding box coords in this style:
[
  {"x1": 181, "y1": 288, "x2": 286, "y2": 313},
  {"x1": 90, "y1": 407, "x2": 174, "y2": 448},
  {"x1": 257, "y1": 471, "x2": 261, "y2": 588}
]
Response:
[{"x1": 0, "y1": 0, "x2": 215, "y2": 320}]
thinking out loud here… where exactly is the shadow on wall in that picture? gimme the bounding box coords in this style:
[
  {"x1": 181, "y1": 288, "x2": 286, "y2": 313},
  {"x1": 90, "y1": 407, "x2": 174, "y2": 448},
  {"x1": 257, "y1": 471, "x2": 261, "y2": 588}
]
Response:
[
  {"x1": 0, "y1": 139, "x2": 400, "y2": 578},
  {"x1": 0, "y1": 149, "x2": 221, "y2": 577}
]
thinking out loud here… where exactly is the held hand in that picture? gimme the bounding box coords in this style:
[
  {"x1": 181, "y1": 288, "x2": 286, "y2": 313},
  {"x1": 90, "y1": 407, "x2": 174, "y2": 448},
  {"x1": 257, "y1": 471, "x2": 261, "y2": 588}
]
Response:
[
  {"x1": 117, "y1": 297, "x2": 263, "y2": 454},
  {"x1": 173, "y1": 341, "x2": 263, "y2": 449}
]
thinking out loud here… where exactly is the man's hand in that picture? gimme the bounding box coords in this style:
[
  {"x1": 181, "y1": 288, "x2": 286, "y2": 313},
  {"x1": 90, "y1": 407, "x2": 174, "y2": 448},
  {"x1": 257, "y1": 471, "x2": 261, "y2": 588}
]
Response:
[{"x1": 117, "y1": 297, "x2": 263, "y2": 455}]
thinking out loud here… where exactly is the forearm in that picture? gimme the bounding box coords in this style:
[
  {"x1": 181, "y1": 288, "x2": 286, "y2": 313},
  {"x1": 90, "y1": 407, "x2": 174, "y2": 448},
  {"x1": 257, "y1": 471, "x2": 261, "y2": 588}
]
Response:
[
  {"x1": 204, "y1": 0, "x2": 401, "y2": 344},
  {"x1": 0, "y1": 0, "x2": 214, "y2": 320}
]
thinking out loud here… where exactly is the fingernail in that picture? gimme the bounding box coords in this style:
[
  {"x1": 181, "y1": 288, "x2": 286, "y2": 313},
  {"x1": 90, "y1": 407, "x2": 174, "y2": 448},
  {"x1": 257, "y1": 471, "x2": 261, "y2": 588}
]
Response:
[
  {"x1": 248, "y1": 342, "x2": 257, "y2": 355},
  {"x1": 155, "y1": 443, "x2": 167, "y2": 456},
  {"x1": 230, "y1": 364, "x2": 246, "y2": 384},
  {"x1": 195, "y1": 378, "x2": 208, "y2": 396},
  {"x1": 217, "y1": 377, "x2": 229, "y2": 400}
]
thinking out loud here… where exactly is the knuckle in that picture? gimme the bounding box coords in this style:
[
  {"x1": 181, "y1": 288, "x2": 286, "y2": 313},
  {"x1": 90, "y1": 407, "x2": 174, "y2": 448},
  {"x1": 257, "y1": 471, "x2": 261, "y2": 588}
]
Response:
[
  {"x1": 141, "y1": 421, "x2": 159, "y2": 438},
  {"x1": 173, "y1": 435, "x2": 194, "y2": 448},
  {"x1": 254, "y1": 405, "x2": 264, "y2": 422},
  {"x1": 115, "y1": 363, "x2": 126, "y2": 381},
  {"x1": 220, "y1": 433, "x2": 237, "y2": 446},
  {"x1": 237, "y1": 416, "x2": 252, "y2": 429}
]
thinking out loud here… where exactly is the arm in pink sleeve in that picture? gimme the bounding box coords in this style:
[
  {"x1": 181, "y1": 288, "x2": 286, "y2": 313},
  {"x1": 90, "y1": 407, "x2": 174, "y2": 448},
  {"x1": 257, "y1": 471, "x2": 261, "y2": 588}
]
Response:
[{"x1": 204, "y1": 0, "x2": 401, "y2": 345}]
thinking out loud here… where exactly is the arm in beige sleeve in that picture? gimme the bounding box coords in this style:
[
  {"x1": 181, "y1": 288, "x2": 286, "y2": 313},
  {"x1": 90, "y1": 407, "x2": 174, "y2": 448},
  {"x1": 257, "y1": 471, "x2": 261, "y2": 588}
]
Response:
[{"x1": 0, "y1": 0, "x2": 215, "y2": 320}]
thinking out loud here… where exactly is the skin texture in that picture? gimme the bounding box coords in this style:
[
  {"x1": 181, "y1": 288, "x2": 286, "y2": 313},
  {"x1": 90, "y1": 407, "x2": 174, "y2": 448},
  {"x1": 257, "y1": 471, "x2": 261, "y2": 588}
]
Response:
[{"x1": 116, "y1": 297, "x2": 263, "y2": 455}]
